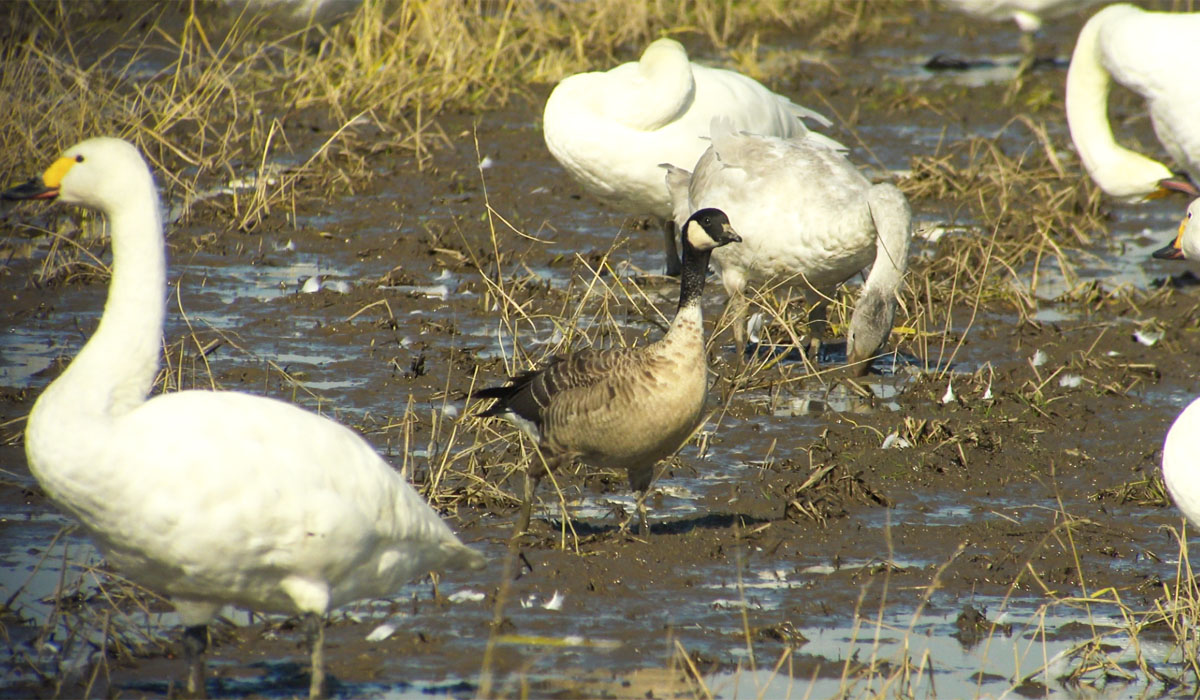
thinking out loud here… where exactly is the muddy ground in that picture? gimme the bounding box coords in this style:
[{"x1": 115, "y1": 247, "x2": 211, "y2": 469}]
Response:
[{"x1": 2, "y1": 3, "x2": 1199, "y2": 699}]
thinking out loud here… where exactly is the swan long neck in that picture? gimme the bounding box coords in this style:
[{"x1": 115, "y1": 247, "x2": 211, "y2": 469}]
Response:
[
  {"x1": 1065, "y1": 6, "x2": 1170, "y2": 198},
  {"x1": 45, "y1": 184, "x2": 165, "y2": 419},
  {"x1": 847, "y1": 184, "x2": 912, "y2": 367},
  {"x1": 1065, "y1": 15, "x2": 1118, "y2": 179},
  {"x1": 863, "y1": 237, "x2": 907, "y2": 300},
  {"x1": 863, "y1": 194, "x2": 910, "y2": 300}
]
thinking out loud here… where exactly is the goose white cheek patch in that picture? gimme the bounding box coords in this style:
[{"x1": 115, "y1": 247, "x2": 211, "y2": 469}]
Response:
[{"x1": 683, "y1": 219, "x2": 719, "y2": 251}]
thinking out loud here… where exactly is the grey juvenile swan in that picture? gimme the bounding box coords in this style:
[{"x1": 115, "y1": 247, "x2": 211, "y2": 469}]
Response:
[{"x1": 665, "y1": 118, "x2": 912, "y2": 375}]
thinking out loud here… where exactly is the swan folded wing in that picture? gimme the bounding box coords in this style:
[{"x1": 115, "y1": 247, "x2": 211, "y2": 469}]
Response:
[{"x1": 689, "y1": 64, "x2": 820, "y2": 138}]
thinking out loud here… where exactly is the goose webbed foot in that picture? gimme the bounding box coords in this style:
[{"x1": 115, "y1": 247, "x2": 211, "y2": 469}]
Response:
[{"x1": 613, "y1": 492, "x2": 651, "y2": 538}]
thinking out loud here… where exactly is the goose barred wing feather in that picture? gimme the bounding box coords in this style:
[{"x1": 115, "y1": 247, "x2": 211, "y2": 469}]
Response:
[{"x1": 475, "y1": 347, "x2": 639, "y2": 426}]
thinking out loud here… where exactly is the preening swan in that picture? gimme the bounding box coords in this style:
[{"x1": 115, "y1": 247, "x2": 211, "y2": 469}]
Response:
[
  {"x1": 3, "y1": 138, "x2": 485, "y2": 699},
  {"x1": 543, "y1": 37, "x2": 839, "y2": 276},
  {"x1": 1065, "y1": 3, "x2": 1200, "y2": 201},
  {"x1": 665, "y1": 119, "x2": 911, "y2": 375},
  {"x1": 474, "y1": 209, "x2": 740, "y2": 536}
]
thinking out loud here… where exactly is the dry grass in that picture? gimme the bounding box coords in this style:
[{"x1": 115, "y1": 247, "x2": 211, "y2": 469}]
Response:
[
  {"x1": 0, "y1": 0, "x2": 904, "y2": 175},
  {"x1": 0, "y1": 0, "x2": 906, "y2": 288}
]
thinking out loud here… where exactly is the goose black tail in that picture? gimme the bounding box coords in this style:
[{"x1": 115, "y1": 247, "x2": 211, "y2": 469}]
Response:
[{"x1": 472, "y1": 369, "x2": 542, "y2": 417}]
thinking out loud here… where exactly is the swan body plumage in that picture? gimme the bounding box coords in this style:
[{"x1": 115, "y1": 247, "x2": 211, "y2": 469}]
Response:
[
  {"x1": 665, "y1": 119, "x2": 911, "y2": 372},
  {"x1": 543, "y1": 37, "x2": 838, "y2": 274},
  {"x1": 34, "y1": 390, "x2": 477, "y2": 618},
  {"x1": 1163, "y1": 397, "x2": 1200, "y2": 529},
  {"x1": 1065, "y1": 3, "x2": 1200, "y2": 201},
  {"x1": 6, "y1": 137, "x2": 483, "y2": 698}
]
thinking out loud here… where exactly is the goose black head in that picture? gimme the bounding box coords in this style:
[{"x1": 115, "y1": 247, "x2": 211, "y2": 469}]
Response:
[{"x1": 682, "y1": 208, "x2": 740, "y2": 251}]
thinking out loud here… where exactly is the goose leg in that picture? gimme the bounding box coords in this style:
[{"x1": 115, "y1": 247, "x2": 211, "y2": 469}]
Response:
[
  {"x1": 621, "y1": 467, "x2": 654, "y2": 537},
  {"x1": 805, "y1": 295, "x2": 831, "y2": 362},
  {"x1": 636, "y1": 494, "x2": 650, "y2": 537},
  {"x1": 182, "y1": 624, "x2": 209, "y2": 699},
  {"x1": 613, "y1": 499, "x2": 649, "y2": 538},
  {"x1": 304, "y1": 613, "x2": 326, "y2": 699},
  {"x1": 514, "y1": 470, "x2": 544, "y2": 536},
  {"x1": 662, "y1": 220, "x2": 682, "y2": 277}
]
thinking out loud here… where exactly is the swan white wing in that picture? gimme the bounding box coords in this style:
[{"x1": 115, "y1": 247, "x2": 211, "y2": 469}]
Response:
[
  {"x1": 72, "y1": 390, "x2": 474, "y2": 613},
  {"x1": 688, "y1": 63, "x2": 827, "y2": 132},
  {"x1": 688, "y1": 126, "x2": 874, "y2": 288}
]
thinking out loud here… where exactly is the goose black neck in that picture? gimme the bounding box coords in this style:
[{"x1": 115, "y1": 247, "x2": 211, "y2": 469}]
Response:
[{"x1": 677, "y1": 235, "x2": 713, "y2": 311}]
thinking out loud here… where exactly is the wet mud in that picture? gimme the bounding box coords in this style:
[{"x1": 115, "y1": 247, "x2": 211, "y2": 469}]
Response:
[{"x1": 2, "y1": 3, "x2": 1199, "y2": 699}]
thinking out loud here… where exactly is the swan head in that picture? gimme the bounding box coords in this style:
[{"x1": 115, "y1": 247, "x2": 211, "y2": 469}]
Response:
[
  {"x1": 845, "y1": 290, "x2": 896, "y2": 377},
  {"x1": 2, "y1": 137, "x2": 150, "y2": 212},
  {"x1": 1153, "y1": 199, "x2": 1200, "y2": 262},
  {"x1": 682, "y1": 207, "x2": 741, "y2": 251}
]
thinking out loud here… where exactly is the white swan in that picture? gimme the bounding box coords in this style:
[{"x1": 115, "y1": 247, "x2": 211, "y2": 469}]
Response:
[
  {"x1": 665, "y1": 119, "x2": 911, "y2": 375},
  {"x1": 543, "y1": 37, "x2": 840, "y2": 276},
  {"x1": 1065, "y1": 3, "x2": 1200, "y2": 201},
  {"x1": 3, "y1": 138, "x2": 484, "y2": 699}
]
